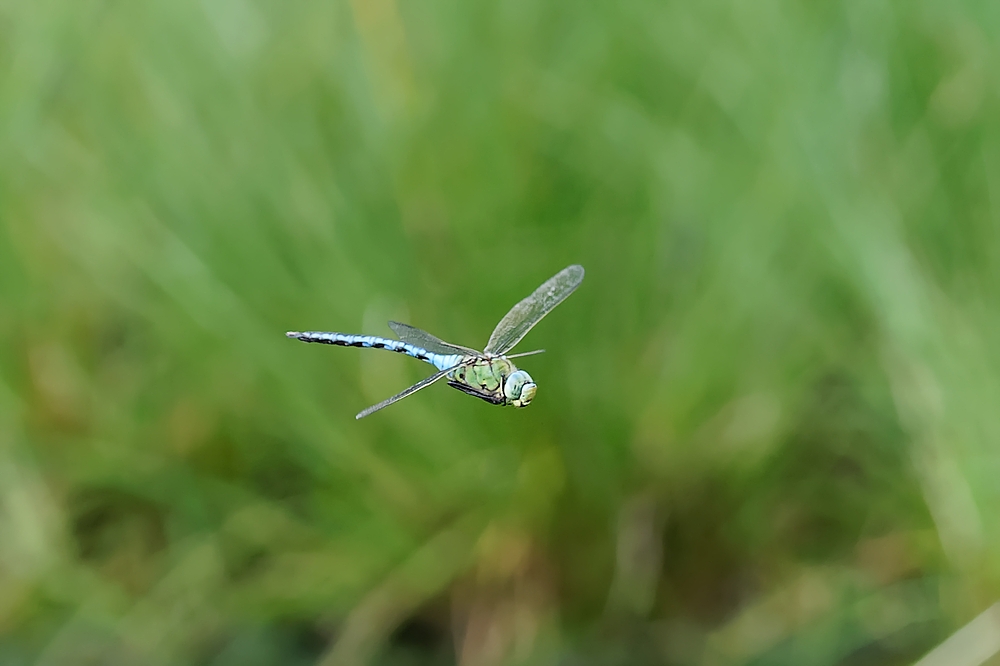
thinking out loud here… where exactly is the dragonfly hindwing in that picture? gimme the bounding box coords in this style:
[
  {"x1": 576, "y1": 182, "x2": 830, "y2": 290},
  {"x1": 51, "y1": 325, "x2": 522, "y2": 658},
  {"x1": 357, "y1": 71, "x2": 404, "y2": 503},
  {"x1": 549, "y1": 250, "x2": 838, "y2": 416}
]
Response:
[{"x1": 388, "y1": 321, "x2": 481, "y2": 357}]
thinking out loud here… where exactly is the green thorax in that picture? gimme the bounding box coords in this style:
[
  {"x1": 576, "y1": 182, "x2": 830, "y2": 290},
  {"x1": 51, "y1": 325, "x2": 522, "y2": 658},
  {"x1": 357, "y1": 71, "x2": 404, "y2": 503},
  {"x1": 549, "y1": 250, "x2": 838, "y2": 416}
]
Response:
[{"x1": 447, "y1": 357, "x2": 536, "y2": 408}]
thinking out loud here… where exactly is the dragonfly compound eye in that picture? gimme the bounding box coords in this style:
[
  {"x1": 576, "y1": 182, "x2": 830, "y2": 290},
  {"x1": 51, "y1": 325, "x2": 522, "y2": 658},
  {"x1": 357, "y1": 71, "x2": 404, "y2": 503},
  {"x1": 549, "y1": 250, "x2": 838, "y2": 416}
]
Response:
[{"x1": 505, "y1": 371, "x2": 537, "y2": 407}]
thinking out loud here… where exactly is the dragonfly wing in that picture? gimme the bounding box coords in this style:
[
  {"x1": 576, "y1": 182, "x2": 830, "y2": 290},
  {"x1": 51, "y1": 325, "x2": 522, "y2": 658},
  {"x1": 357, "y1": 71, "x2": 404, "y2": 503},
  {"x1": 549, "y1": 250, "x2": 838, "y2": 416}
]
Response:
[
  {"x1": 388, "y1": 321, "x2": 481, "y2": 357},
  {"x1": 484, "y1": 265, "x2": 585, "y2": 355},
  {"x1": 355, "y1": 363, "x2": 459, "y2": 419}
]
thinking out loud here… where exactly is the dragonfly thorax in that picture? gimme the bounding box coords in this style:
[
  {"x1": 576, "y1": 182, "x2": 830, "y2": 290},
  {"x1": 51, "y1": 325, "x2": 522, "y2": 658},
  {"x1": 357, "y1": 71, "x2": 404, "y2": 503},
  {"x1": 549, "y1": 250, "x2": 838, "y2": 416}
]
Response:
[{"x1": 447, "y1": 357, "x2": 536, "y2": 408}]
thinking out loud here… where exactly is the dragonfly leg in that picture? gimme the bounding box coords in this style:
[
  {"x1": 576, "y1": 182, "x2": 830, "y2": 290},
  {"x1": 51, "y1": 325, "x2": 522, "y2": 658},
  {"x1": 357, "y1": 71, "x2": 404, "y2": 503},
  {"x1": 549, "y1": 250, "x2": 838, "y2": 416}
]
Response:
[{"x1": 447, "y1": 381, "x2": 506, "y2": 405}]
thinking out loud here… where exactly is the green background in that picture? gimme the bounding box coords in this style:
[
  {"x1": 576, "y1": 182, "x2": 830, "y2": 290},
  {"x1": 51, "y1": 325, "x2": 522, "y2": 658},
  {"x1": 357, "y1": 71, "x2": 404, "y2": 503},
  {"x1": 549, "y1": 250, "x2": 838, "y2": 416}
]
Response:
[{"x1": 2, "y1": 0, "x2": 999, "y2": 664}]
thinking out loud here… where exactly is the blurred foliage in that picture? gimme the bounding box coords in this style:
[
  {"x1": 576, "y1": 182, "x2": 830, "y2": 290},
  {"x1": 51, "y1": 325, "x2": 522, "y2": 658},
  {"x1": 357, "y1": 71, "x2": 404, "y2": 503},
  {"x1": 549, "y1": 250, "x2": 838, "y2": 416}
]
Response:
[{"x1": 2, "y1": 0, "x2": 1000, "y2": 664}]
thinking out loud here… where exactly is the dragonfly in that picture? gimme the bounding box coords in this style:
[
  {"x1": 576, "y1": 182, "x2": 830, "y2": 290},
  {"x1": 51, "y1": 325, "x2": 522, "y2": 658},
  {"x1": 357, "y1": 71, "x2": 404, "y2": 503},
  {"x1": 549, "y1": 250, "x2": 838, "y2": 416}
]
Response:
[{"x1": 287, "y1": 264, "x2": 584, "y2": 419}]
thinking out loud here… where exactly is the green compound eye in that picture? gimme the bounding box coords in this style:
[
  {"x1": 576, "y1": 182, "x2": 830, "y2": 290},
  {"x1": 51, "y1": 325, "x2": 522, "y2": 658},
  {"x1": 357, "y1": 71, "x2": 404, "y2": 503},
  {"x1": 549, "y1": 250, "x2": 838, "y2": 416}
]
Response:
[{"x1": 505, "y1": 370, "x2": 537, "y2": 407}]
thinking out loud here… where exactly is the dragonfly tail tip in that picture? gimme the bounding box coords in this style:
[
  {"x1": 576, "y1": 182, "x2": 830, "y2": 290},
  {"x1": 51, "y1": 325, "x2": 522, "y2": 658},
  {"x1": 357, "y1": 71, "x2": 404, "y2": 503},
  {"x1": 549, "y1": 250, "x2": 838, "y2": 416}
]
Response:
[{"x1": 286, "y1": 331, "x2": 300, "y2": 338}]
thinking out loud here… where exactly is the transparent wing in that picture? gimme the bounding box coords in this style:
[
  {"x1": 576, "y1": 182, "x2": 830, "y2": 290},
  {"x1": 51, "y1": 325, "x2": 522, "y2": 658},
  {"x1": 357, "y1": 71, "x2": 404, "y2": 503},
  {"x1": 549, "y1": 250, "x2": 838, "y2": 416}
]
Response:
[
  {"x1": 388, "y1": 321, "x2": 481, "y2": 357},
  {"x1": 355, "y1": 364, "x2": 460, "y2": 419},
  {"x1": 484, "y1": 265, "x2": 585, "y2": 355}
]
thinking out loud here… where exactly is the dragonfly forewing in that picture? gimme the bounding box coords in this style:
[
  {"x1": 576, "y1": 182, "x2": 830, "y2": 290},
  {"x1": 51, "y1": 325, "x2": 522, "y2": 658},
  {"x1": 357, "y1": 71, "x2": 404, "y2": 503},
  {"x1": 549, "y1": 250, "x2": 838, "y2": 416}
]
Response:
[{"x1": 483, "y1": 264, "x2": 585, "y2": 355}]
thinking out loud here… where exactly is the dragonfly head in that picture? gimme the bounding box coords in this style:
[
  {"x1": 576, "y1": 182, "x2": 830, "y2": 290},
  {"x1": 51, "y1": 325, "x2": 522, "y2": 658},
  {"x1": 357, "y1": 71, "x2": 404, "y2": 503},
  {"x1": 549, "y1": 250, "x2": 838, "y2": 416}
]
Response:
[{"x1": 504, "y1": 370, "x2": 537, "y2": 408}]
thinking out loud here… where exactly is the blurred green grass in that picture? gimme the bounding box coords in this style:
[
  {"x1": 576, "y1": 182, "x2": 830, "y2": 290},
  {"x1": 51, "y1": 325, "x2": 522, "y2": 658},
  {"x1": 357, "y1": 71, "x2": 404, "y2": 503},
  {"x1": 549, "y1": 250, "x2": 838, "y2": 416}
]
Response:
[{"x1": 2, "y1": 0, "x2": 1000, "y2": 664}]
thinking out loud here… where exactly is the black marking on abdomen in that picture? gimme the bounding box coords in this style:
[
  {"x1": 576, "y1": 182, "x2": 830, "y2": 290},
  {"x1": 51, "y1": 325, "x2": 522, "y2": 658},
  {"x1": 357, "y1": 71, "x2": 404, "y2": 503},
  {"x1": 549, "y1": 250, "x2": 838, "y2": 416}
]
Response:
[{"x1": 291, "y1": 332, "x2": 438, "y2": 362}]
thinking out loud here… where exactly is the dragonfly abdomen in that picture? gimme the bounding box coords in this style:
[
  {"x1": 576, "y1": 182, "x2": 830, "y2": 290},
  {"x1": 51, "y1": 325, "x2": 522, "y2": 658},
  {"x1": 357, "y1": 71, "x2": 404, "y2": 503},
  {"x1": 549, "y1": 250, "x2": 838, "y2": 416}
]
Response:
[{"x1": 286, "y1": 331, "x2": 463, "y2": 371}]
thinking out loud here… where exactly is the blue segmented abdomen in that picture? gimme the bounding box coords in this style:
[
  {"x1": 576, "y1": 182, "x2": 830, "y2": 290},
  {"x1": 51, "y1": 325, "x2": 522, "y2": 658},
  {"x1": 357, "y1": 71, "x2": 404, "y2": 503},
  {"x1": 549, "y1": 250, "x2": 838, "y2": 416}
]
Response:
[{"x1": 286, "y1": 331, "x2": 464, "y2": 371}]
